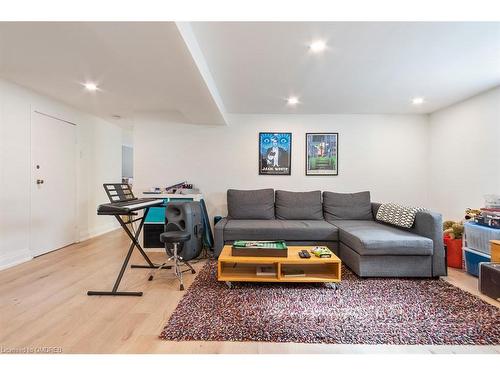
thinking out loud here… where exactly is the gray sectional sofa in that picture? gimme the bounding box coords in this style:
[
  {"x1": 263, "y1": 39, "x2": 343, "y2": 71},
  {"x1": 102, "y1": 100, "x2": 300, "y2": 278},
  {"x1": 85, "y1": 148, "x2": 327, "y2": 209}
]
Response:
[{"x1": 214, "y1": 189, "x2": 446, "y2": 278}]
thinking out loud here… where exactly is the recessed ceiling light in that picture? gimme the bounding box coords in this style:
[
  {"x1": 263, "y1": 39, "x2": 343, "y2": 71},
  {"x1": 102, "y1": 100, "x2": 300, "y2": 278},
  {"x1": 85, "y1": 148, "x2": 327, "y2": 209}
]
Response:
[
  {"x1": 310, "y1": 40, "x2": 327, "y2": 53},
  {"x1": 287, "y1": 96, "x2": 299, "y2": 105},
  {"x1": 412, "y1": 97, "x2": 425, "y2": 105},
  {"x1": 83, "y1": 82, "x2": 98, "y2": 92}
]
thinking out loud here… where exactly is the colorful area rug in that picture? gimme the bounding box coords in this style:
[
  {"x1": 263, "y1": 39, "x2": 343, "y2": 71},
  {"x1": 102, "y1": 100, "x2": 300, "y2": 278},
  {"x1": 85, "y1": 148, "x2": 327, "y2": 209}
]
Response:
[{"x1": 160, "y1": 262, "x2": 500, "y2": 345}]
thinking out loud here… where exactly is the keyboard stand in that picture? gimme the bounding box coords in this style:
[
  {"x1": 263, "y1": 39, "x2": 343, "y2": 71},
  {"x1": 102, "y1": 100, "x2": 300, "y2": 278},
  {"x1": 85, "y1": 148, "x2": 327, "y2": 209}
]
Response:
[{"x1": 88, "y1": 207, "x2": 159, "y2": 297}]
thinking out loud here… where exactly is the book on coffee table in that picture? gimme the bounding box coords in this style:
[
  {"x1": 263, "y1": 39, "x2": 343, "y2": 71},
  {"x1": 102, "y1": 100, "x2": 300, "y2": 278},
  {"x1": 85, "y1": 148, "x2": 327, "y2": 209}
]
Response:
[
  {"x1": 256, "y1": 266, "x2": 277, "y2": 276},
  {"x1": 282, "y1": 268, "x2": 306, "y2": 277}
]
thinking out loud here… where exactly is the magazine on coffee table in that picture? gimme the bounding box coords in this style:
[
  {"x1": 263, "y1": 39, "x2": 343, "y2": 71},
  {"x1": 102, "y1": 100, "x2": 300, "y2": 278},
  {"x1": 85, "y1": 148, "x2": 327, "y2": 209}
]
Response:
[
  {"x1": 256, "y1": 266, "x2": 277, "y2": 276},
  {"x1": 282, "y1": 268, "x2": 306, "y2": 277}
]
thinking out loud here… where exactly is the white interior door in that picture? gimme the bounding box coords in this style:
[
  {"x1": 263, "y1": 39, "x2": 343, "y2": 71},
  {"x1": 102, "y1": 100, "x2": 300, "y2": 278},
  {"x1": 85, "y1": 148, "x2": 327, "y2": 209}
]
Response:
[{"x1": 30, "y1": 111, "x2": 77, "y2": 257}]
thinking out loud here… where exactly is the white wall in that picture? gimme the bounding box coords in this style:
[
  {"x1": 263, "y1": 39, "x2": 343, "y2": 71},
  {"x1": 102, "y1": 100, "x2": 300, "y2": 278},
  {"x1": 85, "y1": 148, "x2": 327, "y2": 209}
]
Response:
[
  {"x1": 134, "y1": 113, "x2": 430, "y2": 219},
  {"x1": 122, "y1": 128, "x2": 133, "y2": 148},
  {"x1": 0, "y1": 79, "x2": 122, "y2": 269},
  {"x1": 428, "y1": 86, "x2": 500, "y2": 221}
]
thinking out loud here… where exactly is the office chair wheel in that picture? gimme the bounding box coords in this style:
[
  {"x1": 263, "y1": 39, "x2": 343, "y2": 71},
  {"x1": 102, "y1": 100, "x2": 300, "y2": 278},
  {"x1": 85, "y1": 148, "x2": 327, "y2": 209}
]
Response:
[
  {"x1": 180, "y1": 284, "x2": 185, "y2": 291},
  {"x1": 148, "y1": 275, "x2": 153, "y2": 281}
]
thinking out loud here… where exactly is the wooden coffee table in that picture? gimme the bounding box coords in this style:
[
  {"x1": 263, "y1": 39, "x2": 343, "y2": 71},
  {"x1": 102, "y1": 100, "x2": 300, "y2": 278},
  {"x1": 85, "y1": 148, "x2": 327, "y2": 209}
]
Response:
[{"x1": 217, "y1": 245, "x2": 341, "y2": 289}]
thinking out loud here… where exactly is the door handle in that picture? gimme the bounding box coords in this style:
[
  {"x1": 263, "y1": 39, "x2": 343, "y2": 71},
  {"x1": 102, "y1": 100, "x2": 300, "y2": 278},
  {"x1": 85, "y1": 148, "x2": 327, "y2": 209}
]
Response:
[{"x1": 36, "y1": 179, "x2": 45, "y2": 185}]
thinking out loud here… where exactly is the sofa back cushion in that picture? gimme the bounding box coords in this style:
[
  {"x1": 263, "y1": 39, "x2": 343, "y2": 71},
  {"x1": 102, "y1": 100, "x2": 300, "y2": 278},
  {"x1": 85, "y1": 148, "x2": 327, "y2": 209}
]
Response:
[
  {"x1": 323, "y1": 191, "x2": 373, "y2": 220},
  {"x1": 227, "y1": 189, "x2": 275, "y2": 219},
  {"x1": 275, "y1": 190, "x2": 323, "y2": 220}
]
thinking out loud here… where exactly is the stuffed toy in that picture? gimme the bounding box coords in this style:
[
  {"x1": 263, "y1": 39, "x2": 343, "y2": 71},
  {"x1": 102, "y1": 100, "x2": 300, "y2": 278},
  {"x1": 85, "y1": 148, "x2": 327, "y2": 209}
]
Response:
[
  {"x1": 443, "y1": 220, "x2": 464, "y2": 239},
  {"x1": 443, "y1": 220, "x2": 454, "y2": 230},
  {"x1": 465, "y1": 208, "x2": 481, "y2": 221}
]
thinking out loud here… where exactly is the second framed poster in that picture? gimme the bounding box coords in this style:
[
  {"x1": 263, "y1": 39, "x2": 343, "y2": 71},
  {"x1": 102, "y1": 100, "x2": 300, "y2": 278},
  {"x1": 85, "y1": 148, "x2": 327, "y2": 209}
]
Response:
[{"x1": 305, "y1": 133, "x2": 338, "y2": 176}]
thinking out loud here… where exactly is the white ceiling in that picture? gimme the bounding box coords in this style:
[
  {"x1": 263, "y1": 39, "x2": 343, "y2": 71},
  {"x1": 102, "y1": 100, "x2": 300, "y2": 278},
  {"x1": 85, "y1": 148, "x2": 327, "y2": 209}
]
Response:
[
  {"x1": 0, "y1": 22, "x2": 225, "y2": 125},
  {"x1": 191, "y1": 22, "x2": 500, "y2": 114},
  {"x1": 0, "y1": 22, "x2": 499, "y2": 123}
]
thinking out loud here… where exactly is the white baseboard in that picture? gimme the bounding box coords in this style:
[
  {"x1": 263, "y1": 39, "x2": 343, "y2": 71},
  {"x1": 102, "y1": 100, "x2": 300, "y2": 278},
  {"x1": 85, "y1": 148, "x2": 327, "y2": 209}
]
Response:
[
  {"x1": 0, "y1": 224, "x2": 119, "y2": 272},
  {"x1": 79, "y1": 223, "x2": 120, "y2": 242},
  {"x1": 0, "y1": 255, "x2": 33, "y2": 271},
  {"x1": 78, "y1": 230, "x2": 90, "y2": 241}
]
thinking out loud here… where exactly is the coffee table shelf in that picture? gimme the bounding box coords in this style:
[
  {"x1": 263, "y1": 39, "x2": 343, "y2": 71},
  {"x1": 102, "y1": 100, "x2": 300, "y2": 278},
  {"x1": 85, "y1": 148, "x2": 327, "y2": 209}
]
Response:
[{"x1": 217, "y1": 245, "x2": 341, "y2": 285}]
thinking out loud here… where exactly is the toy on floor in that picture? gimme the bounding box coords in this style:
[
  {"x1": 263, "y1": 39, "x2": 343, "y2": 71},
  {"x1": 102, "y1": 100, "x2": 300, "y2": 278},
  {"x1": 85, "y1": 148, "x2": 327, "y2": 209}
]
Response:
[{"x1": 443, "y1": 220, "x2": 464, "y2": 240}]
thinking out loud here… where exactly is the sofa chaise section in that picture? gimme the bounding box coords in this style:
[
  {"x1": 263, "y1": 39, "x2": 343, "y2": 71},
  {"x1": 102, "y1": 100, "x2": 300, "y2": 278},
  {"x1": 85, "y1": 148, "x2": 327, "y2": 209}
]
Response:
[
  {"x1": 371, "y1": 202, "x2": 446, "y2": 277},
  {"x1": 323, "y1": 194, "x2": 445, "y2": 277},
  {"x1": 330, "y1": 219, "x2": 435, "y2": 277}
]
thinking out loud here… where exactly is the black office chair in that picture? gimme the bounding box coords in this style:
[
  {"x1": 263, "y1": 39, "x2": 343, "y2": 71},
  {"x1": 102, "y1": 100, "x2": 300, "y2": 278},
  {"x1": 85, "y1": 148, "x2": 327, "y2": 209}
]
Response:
[{"x1": 148, "y1": 222, "x2": 196, "y2": 290}]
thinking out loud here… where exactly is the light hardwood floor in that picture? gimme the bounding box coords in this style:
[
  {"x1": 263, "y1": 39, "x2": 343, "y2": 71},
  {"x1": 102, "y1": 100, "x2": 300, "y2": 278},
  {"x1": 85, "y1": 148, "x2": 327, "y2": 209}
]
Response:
[{"x1": 0, "y1": 230, "x2": 498, "y2": 354}]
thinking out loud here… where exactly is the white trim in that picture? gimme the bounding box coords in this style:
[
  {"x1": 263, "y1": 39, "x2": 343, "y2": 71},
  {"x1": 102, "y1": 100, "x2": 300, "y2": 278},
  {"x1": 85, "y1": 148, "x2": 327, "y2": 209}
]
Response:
[
  {"x1": 0, "y1": 225, "x2": 119, "y2": 271},
  {"x1": 79, "y1": 223, "x2": 120, "y2": 242},
  {"x1": 0, "y1": 255, "x2": 33, "y2": 271},
  {"x1": 28, "y1": 104, "x2": 33, "y2": 257},
  {"x1": 33, "y1": 110, "x2": 77, "y2": 126}
]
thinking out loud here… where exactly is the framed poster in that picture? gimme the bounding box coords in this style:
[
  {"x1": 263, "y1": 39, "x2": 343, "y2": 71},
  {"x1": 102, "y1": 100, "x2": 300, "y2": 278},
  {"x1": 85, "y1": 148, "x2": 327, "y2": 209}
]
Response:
[
  {"x1": 305, "y1": 133, "x2": 338, "y2": 176},
  {"x1": 259, "y1": 132, "x2": 292, "y2": 175}
]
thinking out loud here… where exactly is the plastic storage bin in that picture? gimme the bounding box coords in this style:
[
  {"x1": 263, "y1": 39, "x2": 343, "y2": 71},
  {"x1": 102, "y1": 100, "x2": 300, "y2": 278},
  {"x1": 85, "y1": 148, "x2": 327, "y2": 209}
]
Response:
[
  {"x1": 463, "y1": 222, "x2": 500, "y2": 255},
  {"x1": 463, "y1": 247, "x2": 491, "y2": 277},
  {"x1": 484, "y1": 194, "x2": 500, "y2": 209}
]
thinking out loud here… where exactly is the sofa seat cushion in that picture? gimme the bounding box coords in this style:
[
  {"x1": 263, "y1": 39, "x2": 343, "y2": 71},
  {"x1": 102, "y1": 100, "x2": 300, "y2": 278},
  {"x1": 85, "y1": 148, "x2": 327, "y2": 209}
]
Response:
[
  {"x1": 224, "y1": 220, "x2": 339, "y2": 241},
  {"x1": 330, "y1": 220, "x2": 433, "y2": 256}
]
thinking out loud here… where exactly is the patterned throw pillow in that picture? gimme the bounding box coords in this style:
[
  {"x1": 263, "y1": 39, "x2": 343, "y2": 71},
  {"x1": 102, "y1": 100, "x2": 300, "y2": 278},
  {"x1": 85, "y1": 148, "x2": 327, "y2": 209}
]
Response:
[{"x1": 376, "y1": 203, "x2": 426, "y2": 228}]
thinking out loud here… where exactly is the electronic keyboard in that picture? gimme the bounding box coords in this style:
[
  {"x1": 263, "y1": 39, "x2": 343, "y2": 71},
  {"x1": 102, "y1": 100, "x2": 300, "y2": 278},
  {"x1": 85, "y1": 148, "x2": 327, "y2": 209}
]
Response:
[{"x1": 97, "y1": 198, "x2": 164, "y2": 215}]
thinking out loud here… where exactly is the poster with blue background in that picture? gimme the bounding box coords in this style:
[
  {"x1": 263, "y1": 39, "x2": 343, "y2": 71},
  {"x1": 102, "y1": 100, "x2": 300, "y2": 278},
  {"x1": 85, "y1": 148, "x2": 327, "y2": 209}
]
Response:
[{"x1": 259, "y1": 132, "x2": 292, "y2": 175}]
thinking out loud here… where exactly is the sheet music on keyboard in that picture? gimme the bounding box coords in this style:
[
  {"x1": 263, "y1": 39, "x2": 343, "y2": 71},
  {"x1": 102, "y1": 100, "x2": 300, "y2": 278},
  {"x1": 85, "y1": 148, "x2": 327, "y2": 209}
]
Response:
[{"x1": 104, "y1": 183, "x2": 135, "y2": 202}]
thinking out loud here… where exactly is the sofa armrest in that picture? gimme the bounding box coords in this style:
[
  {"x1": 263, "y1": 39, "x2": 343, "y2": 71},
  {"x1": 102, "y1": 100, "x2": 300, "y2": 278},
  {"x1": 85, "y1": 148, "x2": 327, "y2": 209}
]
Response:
[
  {"x1": 214, "y1": 217, "x2": 229, "y2": 258},
  {"x1": 409, "y1": 210, "x2": 446, "y2": 277}
]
